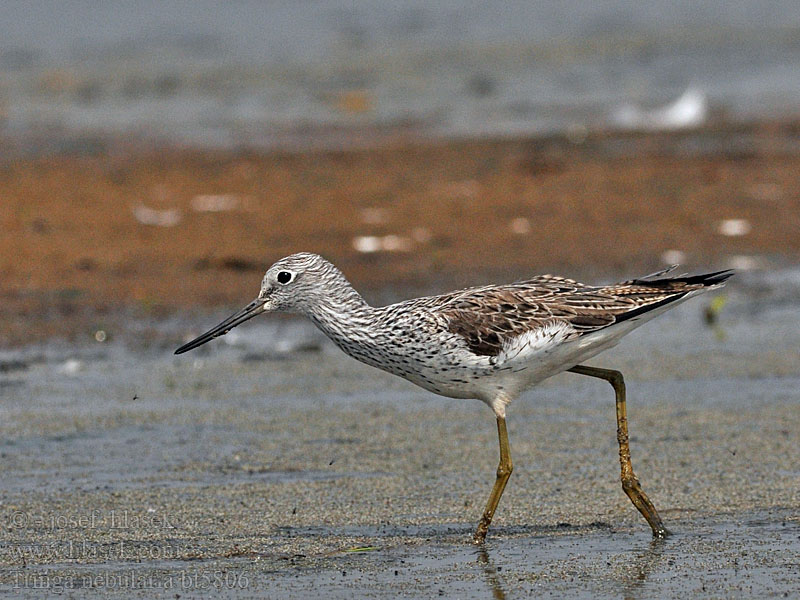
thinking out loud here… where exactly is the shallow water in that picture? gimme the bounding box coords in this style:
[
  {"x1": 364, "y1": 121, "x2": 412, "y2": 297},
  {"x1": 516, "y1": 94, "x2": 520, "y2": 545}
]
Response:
[
  {"x1": 0, "y1": 272, "x2": 799, "y2": 597},
  {"x1": 3, "y1": 512, "x2": 798, "y2": 598}
]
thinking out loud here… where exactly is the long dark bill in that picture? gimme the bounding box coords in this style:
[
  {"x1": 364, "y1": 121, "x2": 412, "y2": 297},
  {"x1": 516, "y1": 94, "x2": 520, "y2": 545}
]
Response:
[{"x1": 174, "y1": 299, "x2": 264, "y2": 355}]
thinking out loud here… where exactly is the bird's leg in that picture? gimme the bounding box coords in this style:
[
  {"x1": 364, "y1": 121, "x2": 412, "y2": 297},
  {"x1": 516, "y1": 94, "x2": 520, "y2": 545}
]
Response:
[
  {"x1": 568, "y1": 365, "x2": 669, "y2": 538},
  {"x1": 474, "y1": 416, "x2": 513, "y2": 544}
]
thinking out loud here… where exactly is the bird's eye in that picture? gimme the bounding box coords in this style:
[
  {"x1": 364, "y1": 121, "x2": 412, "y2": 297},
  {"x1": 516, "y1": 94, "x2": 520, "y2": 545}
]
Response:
[{"x1": 276, "y1": 271, "x2": 294, "y2": 284}]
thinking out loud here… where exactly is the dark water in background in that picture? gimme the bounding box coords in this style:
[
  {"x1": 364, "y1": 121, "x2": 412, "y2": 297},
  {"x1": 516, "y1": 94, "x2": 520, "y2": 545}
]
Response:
[{"x1": 1, "y1": 1, "x2": 800, "y2": 150}]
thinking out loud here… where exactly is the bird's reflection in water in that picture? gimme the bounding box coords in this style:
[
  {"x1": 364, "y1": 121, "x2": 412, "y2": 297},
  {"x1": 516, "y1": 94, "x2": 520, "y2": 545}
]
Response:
[
  {"x1": 476, "y1": 546, "x2": 507, "y2": 600},
  {"x1": 473, "y1": 532, "x2": 670, "y2": 599},
  {"x1": 619, "y1": 536, "x2": 670, "y2": 595}
]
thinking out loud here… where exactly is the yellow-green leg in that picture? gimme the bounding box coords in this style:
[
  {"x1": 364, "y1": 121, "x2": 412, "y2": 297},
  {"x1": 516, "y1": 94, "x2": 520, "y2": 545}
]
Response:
[
  {"x1": 474, "y1": 416, "x2": 513, "y2": 544},
  {"x1": 568, "y1": 364, "x2": 669, "y2": 538}
]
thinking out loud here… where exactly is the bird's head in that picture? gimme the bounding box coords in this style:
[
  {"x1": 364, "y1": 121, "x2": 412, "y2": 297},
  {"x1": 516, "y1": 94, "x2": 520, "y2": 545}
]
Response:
[{"x1": 174, "y1": 252, "x2": 334, "y2": 354}]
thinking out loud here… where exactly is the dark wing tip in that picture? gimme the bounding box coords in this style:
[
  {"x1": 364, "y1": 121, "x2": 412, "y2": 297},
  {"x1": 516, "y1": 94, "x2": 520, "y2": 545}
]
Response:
[
  {"x1": 610, "y1": 269, "x2": 733, "y2": 327},
  {"x1": 630, "y1": 268, "x2": 733, "y2": 287},
  {"x1": 695, "y1": 269, "x2": 734, "y2": 286}
]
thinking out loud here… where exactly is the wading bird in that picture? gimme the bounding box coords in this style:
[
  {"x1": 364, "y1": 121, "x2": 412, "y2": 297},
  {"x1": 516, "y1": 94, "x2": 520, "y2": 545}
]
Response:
[{"x1": 176, "y1": 252, "x2": 731, "y2": 543}]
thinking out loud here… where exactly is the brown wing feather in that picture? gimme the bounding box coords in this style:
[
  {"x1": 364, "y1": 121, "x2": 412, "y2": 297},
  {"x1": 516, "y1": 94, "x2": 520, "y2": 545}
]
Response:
[{"x1": 439, "y1": 270, "x2": 732, "y2": 357}]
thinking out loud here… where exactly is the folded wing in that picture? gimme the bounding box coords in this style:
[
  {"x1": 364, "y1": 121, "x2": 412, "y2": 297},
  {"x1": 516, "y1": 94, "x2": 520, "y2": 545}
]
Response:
[{"x1": 440, "y1": 270, "x2": 732, "y2": 357}]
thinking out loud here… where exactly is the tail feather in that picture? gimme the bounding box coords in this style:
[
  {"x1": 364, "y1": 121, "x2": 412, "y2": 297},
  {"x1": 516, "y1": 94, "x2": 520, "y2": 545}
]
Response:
[
  {"x1": 611, "y1": 268, "x2": 733, "y2": 326},
  {"x1": 626, "y1": 268, "x2": 734, "y2": 288}
]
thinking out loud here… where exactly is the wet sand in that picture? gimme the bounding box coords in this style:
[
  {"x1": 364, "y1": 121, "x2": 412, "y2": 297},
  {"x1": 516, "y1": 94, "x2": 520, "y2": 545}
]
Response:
[{"x1": 1, "y1": 282, "x2": 799, "y2": 597}]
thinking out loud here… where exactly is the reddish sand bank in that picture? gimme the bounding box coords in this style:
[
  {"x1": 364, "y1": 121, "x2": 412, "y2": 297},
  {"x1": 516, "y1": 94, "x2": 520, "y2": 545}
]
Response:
[{"x1": 2, "y1": 121, "x2": 799, "y2": 344}]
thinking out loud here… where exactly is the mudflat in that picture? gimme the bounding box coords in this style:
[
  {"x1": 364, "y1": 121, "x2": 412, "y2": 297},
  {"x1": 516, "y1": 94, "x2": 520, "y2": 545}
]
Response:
[
  {"x1": 1, "y1": 280, "x2": 799, "y2": 597},
  {"x1": 1, "y1": 122, "x2": 799, "y2": 597}
]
